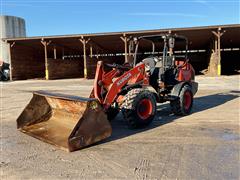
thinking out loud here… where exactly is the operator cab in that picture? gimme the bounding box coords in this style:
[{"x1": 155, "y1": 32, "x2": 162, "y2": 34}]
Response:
[{"x1": 132, "y1": 34, "x2": 189, "y2": 91}]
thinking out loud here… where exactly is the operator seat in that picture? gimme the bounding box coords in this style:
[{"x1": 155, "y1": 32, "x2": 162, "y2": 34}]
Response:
[
  {"x1": 142, "y1": 56, "x2": 161, "y2": 91},
  {"x1": 142, "y1": 57, "x2": 157, "y2": 73}
]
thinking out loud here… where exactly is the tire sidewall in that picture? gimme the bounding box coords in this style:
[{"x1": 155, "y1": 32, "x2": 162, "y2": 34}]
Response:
[
  {"x1": 180, "y1": 86, "x2": 193, "y2": 114},
  {"x1": 131, "y1": 91, "x2": 156, "y2": 127}
]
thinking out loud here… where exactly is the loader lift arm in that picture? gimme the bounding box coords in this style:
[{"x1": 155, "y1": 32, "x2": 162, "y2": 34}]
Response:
[{"x1": 93, "y1": 61, "x2": 148, "y2": 109}]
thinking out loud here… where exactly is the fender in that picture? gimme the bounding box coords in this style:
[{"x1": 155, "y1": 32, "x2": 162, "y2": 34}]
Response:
[
  {"x1": 103, "y1": 63, "x2": 146, "y2": 108},
  {"x1": 171, "y1": 81, "x2": 198, "y2": 97}
]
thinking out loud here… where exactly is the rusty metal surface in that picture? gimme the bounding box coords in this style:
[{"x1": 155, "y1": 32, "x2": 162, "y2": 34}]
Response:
[{"x1": 17, "y1": 91, "x2": 112, "y2": 152}]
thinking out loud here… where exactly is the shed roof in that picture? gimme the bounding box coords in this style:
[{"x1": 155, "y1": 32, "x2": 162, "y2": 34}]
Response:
[{"x1": 5, "y1": 24, "x2": 240, "y2": 52}]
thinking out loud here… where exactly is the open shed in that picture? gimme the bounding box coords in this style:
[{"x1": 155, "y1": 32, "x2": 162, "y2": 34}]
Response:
[{"x1": 5, "y1": 24, "x2": 240, "y2": 80}]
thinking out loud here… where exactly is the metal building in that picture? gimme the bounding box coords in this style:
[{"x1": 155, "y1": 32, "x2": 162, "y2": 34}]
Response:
[
  {"x1": 5, "y1": 24, "x2": 240, "y2": 80},
  {"x1": 0, "y1": 15, "x2": 26, "y2": 64}
]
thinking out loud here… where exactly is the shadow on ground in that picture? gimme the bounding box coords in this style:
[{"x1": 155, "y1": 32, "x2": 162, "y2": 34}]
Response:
[{"x1": 98, "y1": 91, "x2": 239, "y2": 144}]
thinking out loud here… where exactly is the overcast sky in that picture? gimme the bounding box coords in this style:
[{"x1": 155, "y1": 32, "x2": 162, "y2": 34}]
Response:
[{"x1": 1, "y1": 0, "x2": 239, "y2": 36}]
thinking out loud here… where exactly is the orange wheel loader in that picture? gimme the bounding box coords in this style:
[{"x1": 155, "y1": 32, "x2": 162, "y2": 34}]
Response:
[{"x1": 17, "y1": 34, "x2": 198, "y2": 152}]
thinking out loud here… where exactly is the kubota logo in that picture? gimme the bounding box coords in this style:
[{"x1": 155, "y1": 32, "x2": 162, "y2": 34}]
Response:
[{"x1": 117, "y1": 73, "x2": 132, "y2": 86}]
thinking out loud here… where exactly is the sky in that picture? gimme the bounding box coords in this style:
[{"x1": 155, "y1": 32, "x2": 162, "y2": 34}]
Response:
[{"x1": 1, "y1": 0, "x2": 239, "y2": 37}]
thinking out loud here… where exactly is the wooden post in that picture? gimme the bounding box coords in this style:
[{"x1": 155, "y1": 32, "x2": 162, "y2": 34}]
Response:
[
  {"x1": 41, "y1": 39, "x2": 51, "y2": 80},
  {"x1": 212, "y1": 28, "x2": 225, "y2": 76},
  {"x1": 79, "y1": 37, "x2": 90, "y2": 78},
  {"x1": 121, "y1": 34, "x2": 129, "y2": 63},
  {"x1": 96, "y1": 47, "x2": 99, "y2": 59},
  {"x1": 8, "y1": 41, "x2": 15, "y2": 81},
  {"x1": 62, "y1": 48, "x2": 64, "y2": 59},
  {"x1": 90, "y1": 45, "x2": 93, "y2": 58},
  {"x1": 214, "y1": 38, "x2": 217, "y2": 52},
  {"x1": 53, "y1": 46, "x2": 57, "y2": 59}
]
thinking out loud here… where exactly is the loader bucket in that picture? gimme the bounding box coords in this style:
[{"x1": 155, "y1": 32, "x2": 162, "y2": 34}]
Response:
[{"x1": 17, "y1": 91, "x2": 112, "y2": 152}]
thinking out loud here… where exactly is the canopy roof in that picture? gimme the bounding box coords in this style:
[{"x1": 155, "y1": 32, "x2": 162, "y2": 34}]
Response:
[{"x1": 5, "y1": 24, "x2": 240, "y2": 53}]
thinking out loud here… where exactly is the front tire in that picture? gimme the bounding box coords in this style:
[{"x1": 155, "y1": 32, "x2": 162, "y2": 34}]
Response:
[
  {"x1": 121, "y1": 88, "x2": 157, "y2": 129},
  {"x1": 170, "y1": 85, "x2": 193, "y2": 115},
  {"x1": 106, "y1": 107, "x2": 119, "y2": 121}
]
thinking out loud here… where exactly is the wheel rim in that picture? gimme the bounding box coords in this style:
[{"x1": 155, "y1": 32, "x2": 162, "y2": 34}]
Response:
[
  {"x1": 184, "y1": 91, "x2": 192, "y2": 110},
  {"x1": 137, "y1": 98, "x2": 153, "y2": 120}
]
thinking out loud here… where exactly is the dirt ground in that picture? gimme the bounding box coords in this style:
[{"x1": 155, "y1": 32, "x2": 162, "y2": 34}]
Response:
[{"x1": 1, "y1": 75, "x2": 239, "y2": 179}]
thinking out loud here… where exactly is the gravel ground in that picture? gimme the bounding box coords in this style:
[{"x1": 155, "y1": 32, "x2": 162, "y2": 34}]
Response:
[{"x1": 0, "y1": 75, "x2": 239, "y2": 179}]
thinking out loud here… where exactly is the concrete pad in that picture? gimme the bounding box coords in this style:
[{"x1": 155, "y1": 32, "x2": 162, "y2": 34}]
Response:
[{"x1": 1, "y1": 76, "x2": 239, "y2": 179}]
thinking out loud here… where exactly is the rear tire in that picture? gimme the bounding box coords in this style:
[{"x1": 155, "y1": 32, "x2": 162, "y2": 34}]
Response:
[
  {"x1": 121, "y1": 88, "x2": 156, "y2": 129},
  {"x1": 170, "y1": 85, "x2": 193, "y2": 115}
]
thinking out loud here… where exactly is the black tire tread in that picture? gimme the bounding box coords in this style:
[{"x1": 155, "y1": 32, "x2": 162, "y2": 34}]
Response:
[
  {"x1": 170, "y1": 85, "x2": 193, "y2": 115},
  {"x1": 121, "y1": 88, "x2": 156, "y2": 128}
]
